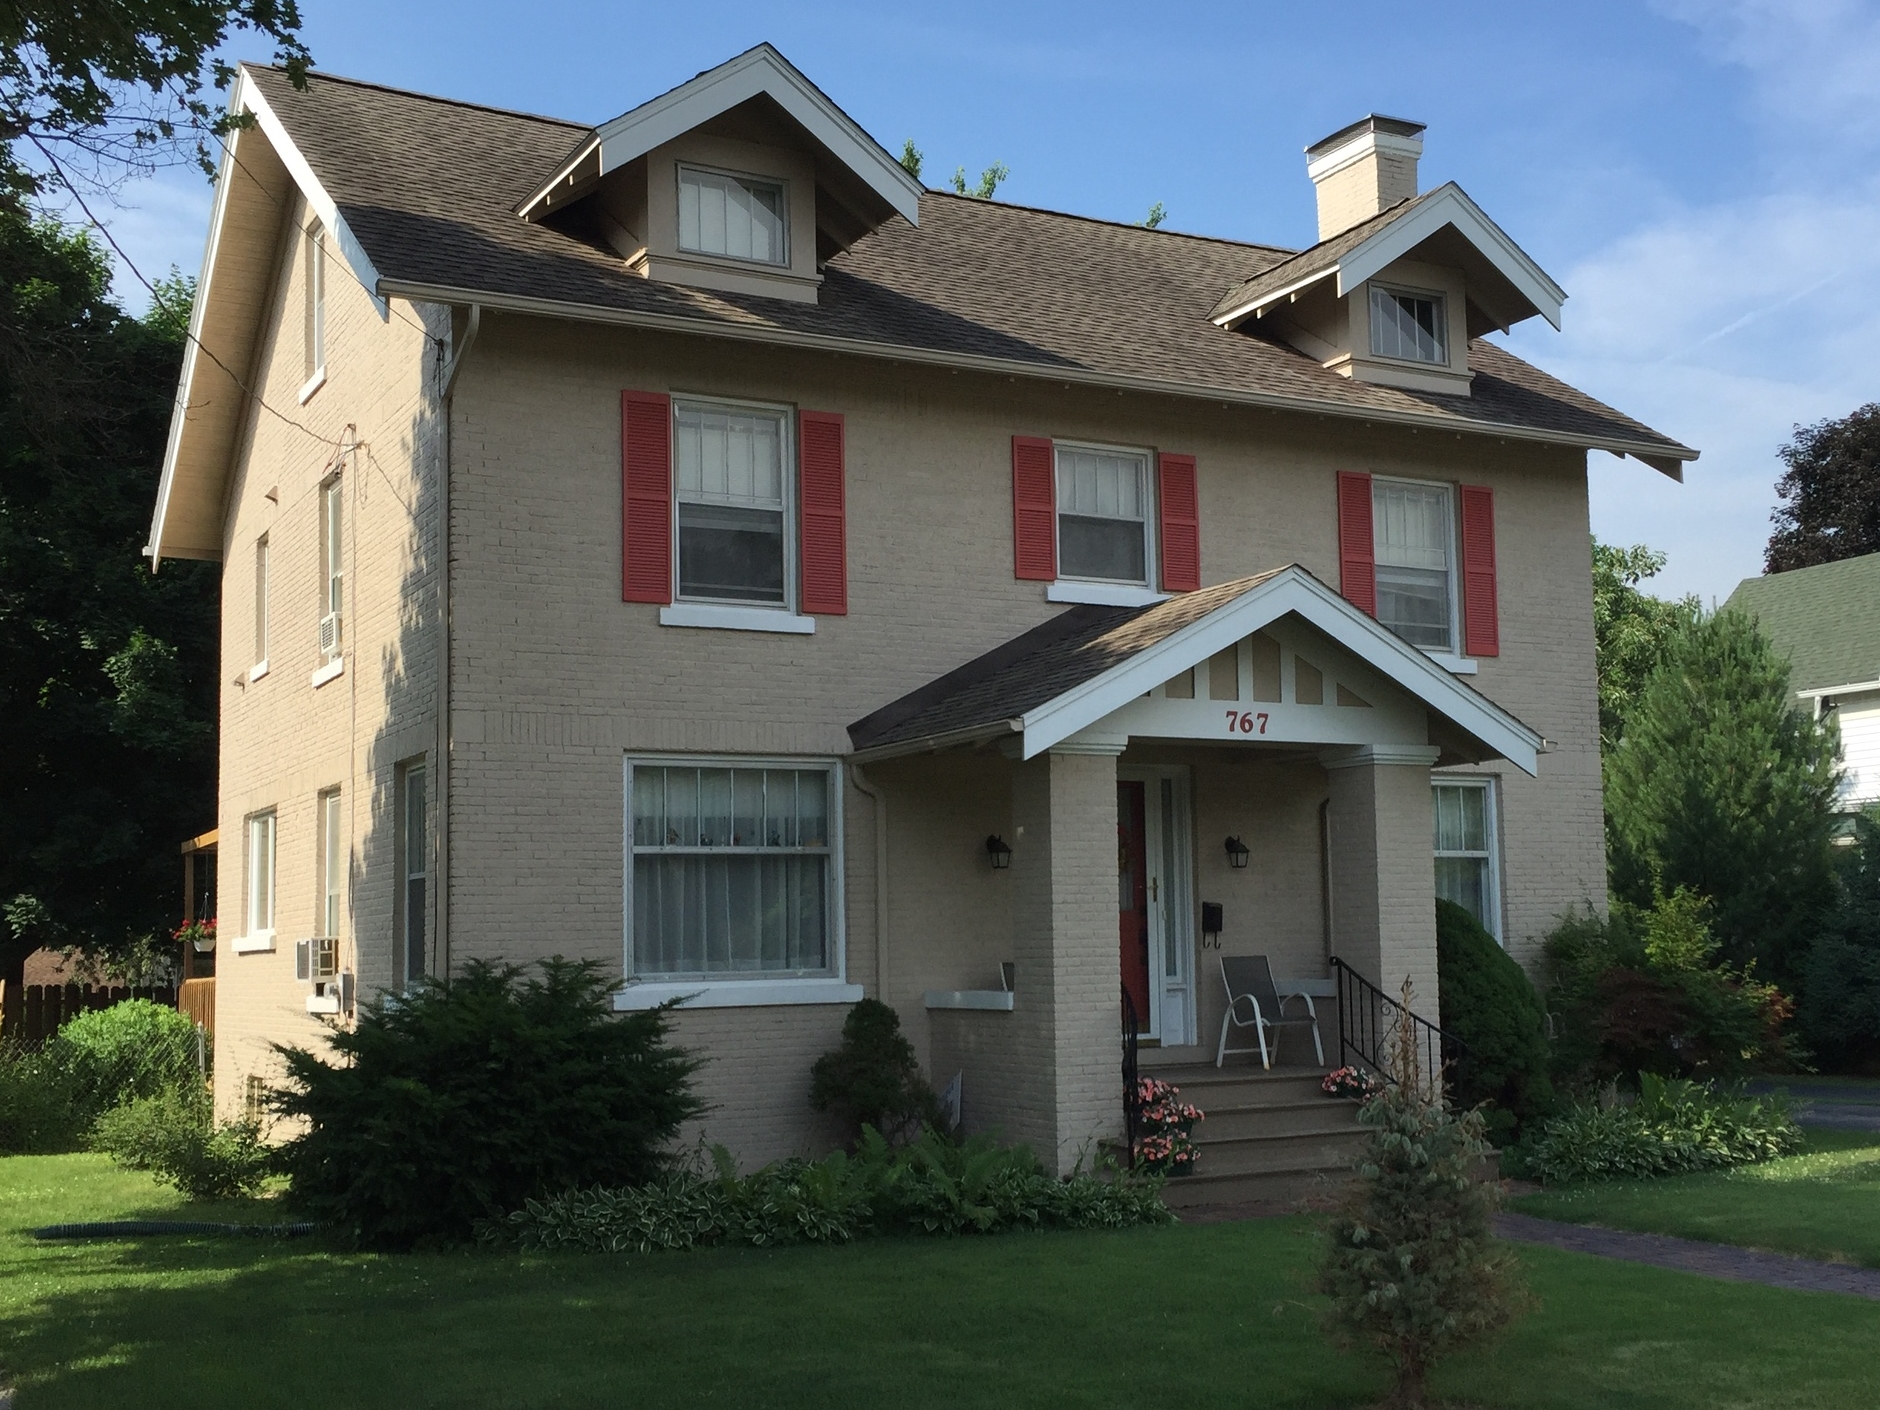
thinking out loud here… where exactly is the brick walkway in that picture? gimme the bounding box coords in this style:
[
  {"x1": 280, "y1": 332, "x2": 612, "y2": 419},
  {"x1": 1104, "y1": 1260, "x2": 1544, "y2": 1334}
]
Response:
[{"x1": 1494, "y1": 1212, "x2": 1880, "y2": 1300}]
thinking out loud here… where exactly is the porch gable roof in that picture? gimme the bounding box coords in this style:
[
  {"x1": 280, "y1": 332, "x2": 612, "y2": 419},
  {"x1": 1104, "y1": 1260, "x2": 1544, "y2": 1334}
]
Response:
[{"x1": 846, "y1": 565, "x2": 1544, "y2": 773}]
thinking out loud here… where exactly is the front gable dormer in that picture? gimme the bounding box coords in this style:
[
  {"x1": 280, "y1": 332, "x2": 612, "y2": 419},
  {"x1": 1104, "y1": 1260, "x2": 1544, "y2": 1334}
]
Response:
[
  {"x1": 518, "y1": 44, "x2": 921, "y2": 304},
  {"x1": 1212, "y1": 117, "x2": 1566, "y2": 398}
]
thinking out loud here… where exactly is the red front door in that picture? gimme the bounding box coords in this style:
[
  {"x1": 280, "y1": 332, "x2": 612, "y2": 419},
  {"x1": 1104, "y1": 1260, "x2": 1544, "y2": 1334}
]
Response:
[{"x1": 1118, "y1": 780, "x2": 1151, "y2": 1028}]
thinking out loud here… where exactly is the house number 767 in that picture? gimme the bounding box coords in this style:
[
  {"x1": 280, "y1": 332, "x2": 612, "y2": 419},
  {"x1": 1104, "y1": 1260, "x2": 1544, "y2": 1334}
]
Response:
[{"x1": 1225, "y1": 710, "x2": 1269, "y2": 735}]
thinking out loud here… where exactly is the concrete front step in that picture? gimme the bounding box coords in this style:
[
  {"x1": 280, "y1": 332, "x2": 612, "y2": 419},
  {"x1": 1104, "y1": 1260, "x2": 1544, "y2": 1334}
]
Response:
[
  {"x1": 1189, "y1": 1126, "x2": 1369, "y2": 1178},
  {"x1": 1158, "y1": 1159, "x2": 1355, "y2": 1210},
  {"x1": 1150, "y1": 1064, "x2": 1334, "y2": 1107},
  {"x1": 1197, "y1": 1097, "x2": 1364, "y2": 1140}
]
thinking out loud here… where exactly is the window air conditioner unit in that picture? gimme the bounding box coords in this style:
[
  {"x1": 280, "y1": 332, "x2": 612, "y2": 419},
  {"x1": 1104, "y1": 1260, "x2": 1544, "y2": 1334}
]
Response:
[
  {"x1": 318, "y1": 611, "x2": 341, "y2": 657},
  {"x1": 294, "y1": 936, "x2": 340, "y2": 983}
]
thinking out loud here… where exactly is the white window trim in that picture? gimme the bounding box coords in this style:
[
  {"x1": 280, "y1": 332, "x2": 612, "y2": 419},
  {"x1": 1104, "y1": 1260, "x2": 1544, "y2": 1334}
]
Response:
[
  {"x1": 1368, "y1": 282, "x2": 1449, "y2": 367},
  {"x1": 670, "y1": 394, "x2": 798, "y2": 616},
  {"x1": 676, "y1": 163, "x2": 790, "y2": 268},
  {"x1": 1433, "y1": 775, "x2": 1500, "y2": 943},
  {"x1": 311, "y1": 657, "x2": 345, "y2": 687},
  {"x1": 237, "y1": 810, "x2": 276, "y2": 952},
  {"x1": 622, "y1": 754, "x2": 847, "y2": 999},
  {"x1": 659, "y1": 603, "x2": 815, "y2": 634},
  {"x1": 1372, "y1": 473, "x2": 1462, "y2": 657},
  {"x1": 303, "y1": 221, "x2": 327, "y2": 396},
  {"x1": 1051, "y1": 439, "x2": 1158, "y2": 592}
]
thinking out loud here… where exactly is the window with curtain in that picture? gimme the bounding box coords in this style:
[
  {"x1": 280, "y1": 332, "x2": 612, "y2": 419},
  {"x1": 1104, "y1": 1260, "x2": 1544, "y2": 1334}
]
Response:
[
  {"x1": 246, "y1": 811, "x2": 275, "y2": 939},
  {"x1": 678, "y1": 166, "x2": 787, "y2": 266},
  {"x1": 630, "y1": 763, "x2": 834, "y2": 977},
  {"x1": 1369, "y1": 285, "x2": 1446, "y2": 364},
  {"x1": 674, "y1": 401, "x2": 790, "y2": 605},
  {"x1": 1433, "y1": 781, "x2": 1498, "y2": 939},
  {"x1": 1056, "y1": 444, "x2": 1151, "y2": 583},
  {"x1": 1373, "y1": 479, "x2": 1455, "y2": 649}
]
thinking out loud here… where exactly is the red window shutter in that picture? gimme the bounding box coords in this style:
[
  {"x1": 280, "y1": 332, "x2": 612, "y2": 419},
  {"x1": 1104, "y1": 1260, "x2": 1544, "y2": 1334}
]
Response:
[
  {"x1": 621, "y1": 390, "x2": 672, "y2": 604},
  {"x1": 1158, "y1": 453, "x2": 1200, "y2": 593},
  {"x1": 798, "y1": 410, "x2": 848, "y2": 616},
  {"x1": 1012, "y1": 436, "x2": 1057, "y2": 581},
  {"x1": 1336, "y1": 471, "x2": 1375, "y2": 615},
  {"x1": 1460, "y1": 484, "x2": 1500, "y2": 657}
]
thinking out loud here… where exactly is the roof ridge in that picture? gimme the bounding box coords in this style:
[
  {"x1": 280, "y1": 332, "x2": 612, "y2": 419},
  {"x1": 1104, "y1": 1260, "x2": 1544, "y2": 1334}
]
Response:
[
  {"x1": 242, "y1": 62, "x2": 591, "y2": 133},
  {"x1": 920, "y1": 188, "x2": 1296, "y2": 256}
]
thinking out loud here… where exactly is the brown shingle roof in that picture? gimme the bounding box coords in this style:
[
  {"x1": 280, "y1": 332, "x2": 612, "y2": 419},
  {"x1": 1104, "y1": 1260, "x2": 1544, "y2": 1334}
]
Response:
[
  {"x1": 848, "y1": 573, "x2": 1282, "y2": 752},
  {"x1": 243, "y1": 65, "x2": 1691, "y2": 460},
  {"x1": 1209, "y1": 192, "x2": 1428, "y2": 321}
]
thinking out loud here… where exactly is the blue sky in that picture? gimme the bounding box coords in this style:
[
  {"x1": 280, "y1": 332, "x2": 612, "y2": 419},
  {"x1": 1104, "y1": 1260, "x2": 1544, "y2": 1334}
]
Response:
[{"x1": 85, "y1": 0, "x2": 1880, "y2": 602}]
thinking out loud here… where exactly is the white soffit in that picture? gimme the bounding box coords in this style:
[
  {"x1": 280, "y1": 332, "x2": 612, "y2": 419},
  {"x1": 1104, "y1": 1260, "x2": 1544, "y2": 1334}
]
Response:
[
  {"x1": 520, "y1": 44, "x2": 921, "y2": 226},
  {"x1": 1018, "y1": 567, "x2": 1543, "y2": 774}
]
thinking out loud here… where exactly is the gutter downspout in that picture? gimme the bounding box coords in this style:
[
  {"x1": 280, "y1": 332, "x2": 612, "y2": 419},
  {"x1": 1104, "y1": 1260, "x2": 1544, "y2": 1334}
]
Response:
[
  {"x1": 437, "y1": 304, "x2": 480, "y2": 979},
  {"x1": 847, "y1": 763, "x2": 889, "y2": 1005}
]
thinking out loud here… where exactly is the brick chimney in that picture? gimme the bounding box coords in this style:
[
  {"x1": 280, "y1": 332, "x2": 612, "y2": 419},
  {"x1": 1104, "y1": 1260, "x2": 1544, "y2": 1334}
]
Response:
[{"x1": 1305, "y1": 115, "x2": 1426, "y2": 242}]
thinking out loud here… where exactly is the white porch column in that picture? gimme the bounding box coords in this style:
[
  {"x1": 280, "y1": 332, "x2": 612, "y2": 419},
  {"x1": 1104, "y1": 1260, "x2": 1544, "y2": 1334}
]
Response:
[
  {"x1": 1009, "y1": 744, "x2": 1124, "y2": 1174},
  {"x1": 1322, "y1": 744, "x2": 1442, "y2": 1022}
]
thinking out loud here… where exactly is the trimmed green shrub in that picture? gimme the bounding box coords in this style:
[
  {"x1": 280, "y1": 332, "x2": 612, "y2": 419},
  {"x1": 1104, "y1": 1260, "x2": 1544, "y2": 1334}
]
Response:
[
  {"x1": 1526, "y1": 1073, "x2": 1801, "y2": 1184},
  {"x1": 90, "y1": 1087, "x2": 270, "y2": 1200},
  {"x1": 46, "y1": 998, "x2": 203, "y2": 1121},
  {"x1": 273, "y1": 958, "x2": 703, "y2": 1250},
  {"x1": 1436, "y1": 899, "x2": 1553, "y2": 1145},
  {"x1": 1802, "y1": 809, "x2": 1880, "y2": 1071},
  {"x1": 809, "y1": 998, "x2": 944, "y2": 1143},
  {"x1": 0, "y1": 1041, "x2": 87, "y2": 1153},
  {"x1": 1320, "y1": 992, "x2": 1527, "y2": 1410},
  {"x1": 489, "y1": 1125, "x2": 1172, "y2": 1254}
]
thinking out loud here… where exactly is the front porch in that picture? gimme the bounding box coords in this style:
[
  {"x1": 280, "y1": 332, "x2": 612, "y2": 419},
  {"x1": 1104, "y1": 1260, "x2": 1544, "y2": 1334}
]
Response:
[{"x1": 847, "y1": 566, "x2": 1540, "y2": 1175}]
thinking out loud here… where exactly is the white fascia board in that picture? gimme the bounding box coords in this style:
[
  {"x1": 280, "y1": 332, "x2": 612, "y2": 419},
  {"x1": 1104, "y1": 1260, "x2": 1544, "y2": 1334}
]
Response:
[
  {"x1": 240, "y1": 69, "x2": 387, "y2": 319},
  {"x1": 1018, "y1": 567, "x2": 1542, "y2": 773},
  {"x1": 147, "y1": 90, "x2": 244, "y2": 568},
  {"x1": 581, "y1": 45, "x2": 921, "y2": 225},
  {"x1": 1798, "y1": 678, "x2": 1880, "y2": 699},
  {"x1": 1213, "y1": 266, "x2": 1340, "y2": 328},
  {"x1": 1335, "y1": 185, "x2": 1566, "y2": 331}
]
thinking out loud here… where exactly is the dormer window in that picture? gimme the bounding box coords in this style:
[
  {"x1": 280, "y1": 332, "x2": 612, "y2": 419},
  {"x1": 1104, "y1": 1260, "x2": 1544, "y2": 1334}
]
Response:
[
  {"x1": 678, "y1": 165, "x2": 787, "y2": 266},
  {"x1": 1369, "y1": 285, "x2": 1446, "y2": 364}
]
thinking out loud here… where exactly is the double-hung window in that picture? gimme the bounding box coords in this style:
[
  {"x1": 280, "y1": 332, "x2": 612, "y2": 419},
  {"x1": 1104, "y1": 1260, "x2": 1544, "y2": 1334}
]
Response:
[
  {"x1": 1056, "y1": 444, "x2": 1153, "y2": 585},
  {"x1": 398, "y1": 762, "x2": 427, "y2": 985},
  {"x1": 245, "y1": 811, "x2": 276, "y2": 943},
  {"x1": 302, "y1": 221, "x2": 326, "y2": 399},
  {"x1": 1434, "y1": 780, "x2": 1498, "y2": 940},
  {"x1": 1373, "y1": 478, "x2": 1456, "y2": 650},
  {"x1": 678, "y1": 166, "x2": 787, "y2": 266},
  {"x1": 1370, "y1": 285, "x2": 1446, "y2": 365},
  {"x1": 629, "y1": 761, "x2": 836, "y2": 979},
  {"x1": 252, "y1": 535, "x2": 269, "y2": 676},
  {"x1": 319, "y1": 476, "x2": 343, "y2": 661},
  {"x1": 318, "y1": 789, "x2": 343, "y2": 939},
  {"x1": 674, "y1": 400, "x2": 790, "y2": 607}
]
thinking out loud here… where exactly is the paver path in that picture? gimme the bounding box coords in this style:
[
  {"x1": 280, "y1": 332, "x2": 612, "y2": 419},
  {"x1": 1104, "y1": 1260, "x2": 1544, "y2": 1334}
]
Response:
[{"x1": 1494, "y1": 1212, "x2": 1880, "y2": 1300}]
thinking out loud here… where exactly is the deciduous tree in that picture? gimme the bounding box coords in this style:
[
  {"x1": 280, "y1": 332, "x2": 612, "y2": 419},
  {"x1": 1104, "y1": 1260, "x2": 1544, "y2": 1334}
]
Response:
[
  {"x1": 1592, "y1": 539, "x2": 1698, "y2": 752},
  {"x1": 1765, "y1": 403, "x2": 1880, "y2": 572}
]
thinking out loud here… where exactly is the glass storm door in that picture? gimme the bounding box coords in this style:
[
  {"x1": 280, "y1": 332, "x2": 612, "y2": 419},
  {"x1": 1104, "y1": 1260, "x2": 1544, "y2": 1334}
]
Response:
[{"x1": 1118, "y1": 780, "x2": 1152, "y2": 1031}]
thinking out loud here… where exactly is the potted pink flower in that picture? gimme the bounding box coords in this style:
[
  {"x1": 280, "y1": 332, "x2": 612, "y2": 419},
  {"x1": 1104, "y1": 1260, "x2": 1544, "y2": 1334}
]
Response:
[
  {"x1": 1322, "y1": 1065, "x2": 1381, "y2": 1100},
  {"x1": 1132, "y1": 1075, "x2": 1204, "y2": 1175}
]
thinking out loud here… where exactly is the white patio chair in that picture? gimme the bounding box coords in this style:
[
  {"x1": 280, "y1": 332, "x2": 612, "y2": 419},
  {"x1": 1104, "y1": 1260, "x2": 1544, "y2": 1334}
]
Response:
[{"x1": 1216, "y1": 955, "x2": 1324, "y2": 1070}]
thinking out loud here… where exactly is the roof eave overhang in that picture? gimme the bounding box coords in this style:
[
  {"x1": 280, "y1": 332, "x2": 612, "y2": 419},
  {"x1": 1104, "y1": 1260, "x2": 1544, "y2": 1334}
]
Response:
[
  {"x1": 848, "y1": 720, "x2": 1020, "y2": 763},
  {"x1": 1010, "y1": 568, "x2": 1543, "y2": 773},
  {"x1": 377, "y1": 276, "x2": 1698, "y2": 472},
  {"x1": 516, "y1": 43, "x2": 921, "y2": 227},
  {"x1": 146, "y1": 67, "x2": 391, "y2": 567}
]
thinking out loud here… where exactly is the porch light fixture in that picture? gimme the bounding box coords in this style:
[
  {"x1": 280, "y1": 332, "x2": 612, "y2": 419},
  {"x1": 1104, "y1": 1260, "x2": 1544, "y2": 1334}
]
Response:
[
  {"x1": 1224, "y1": 836, "x2": 1250, "y2": 869},
  {"x1": 985, "y1": 835, "x2": 1013, "y2": 870}
]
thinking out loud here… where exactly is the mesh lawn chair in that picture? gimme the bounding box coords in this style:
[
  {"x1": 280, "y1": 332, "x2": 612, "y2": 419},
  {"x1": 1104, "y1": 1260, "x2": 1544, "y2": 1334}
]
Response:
[{"x1": 1216, "y1": 955, "x2": 1324, "y2": 1070}]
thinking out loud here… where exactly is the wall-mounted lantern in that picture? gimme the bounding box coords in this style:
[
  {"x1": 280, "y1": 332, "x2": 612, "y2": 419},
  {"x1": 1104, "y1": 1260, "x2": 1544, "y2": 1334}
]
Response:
[
  {"x1": 1224, "y1": 836, "x2": 1250, "y2": 869},
  {"x1": 985, "y1": 834, "x2": 1013, "y2": 870}
]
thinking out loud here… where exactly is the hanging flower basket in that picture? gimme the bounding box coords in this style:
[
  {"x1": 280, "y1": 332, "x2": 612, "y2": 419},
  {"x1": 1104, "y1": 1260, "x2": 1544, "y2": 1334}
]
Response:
[
  {"x1": 173, "y1": 917, "x2": 217, "y2": 954},
  {"x1": 1132, "y1": 1076, "x2": 1204, "y2": 1175}
]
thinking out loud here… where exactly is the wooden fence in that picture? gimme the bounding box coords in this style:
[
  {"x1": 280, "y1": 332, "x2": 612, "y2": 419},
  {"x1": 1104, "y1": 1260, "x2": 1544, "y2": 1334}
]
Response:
[
  {"x1": 178, "y1": 978, "x2": 216, "y2": 1038},
  {"x1": 3, "y1": 983, "x2": 179, "y2": 1045}
]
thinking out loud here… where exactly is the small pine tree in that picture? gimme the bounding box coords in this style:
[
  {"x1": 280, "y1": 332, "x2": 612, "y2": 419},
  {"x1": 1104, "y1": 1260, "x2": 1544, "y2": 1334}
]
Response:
[
  {"x1": 1320, "y1": 981, "x2": 1527, "y2": 1409},
  {"x1": 810, "y1": 999, "x2": 943, "y2": 1143}
]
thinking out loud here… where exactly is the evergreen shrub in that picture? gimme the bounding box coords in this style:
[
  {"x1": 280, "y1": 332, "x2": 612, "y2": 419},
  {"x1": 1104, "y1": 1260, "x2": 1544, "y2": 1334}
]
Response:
[
  {"x1": 1802, "y1": 809, "x2": 1880, "y2": 1071},
  {"x1": 1435, "y1": 899, "x2": 1553, "y2": 1145},
  {"x1": 273, "y1": 958, "x2": 703, "y2": 1250},
  {"x1": 809, "y1": 998, "x2": 944, "y2": 1142}
]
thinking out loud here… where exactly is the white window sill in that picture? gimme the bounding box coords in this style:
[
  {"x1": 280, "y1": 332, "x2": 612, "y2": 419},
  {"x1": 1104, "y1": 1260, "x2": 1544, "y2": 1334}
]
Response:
[
  {"x1": 1421, "y1": 651, "x2": 1478, "y2": 675},
  {"x1": 613, "y1": 979, "x2": 863, "y2": 1011},
  {"x1": 311, "y1": 656, "x2": 345, "y2": 688},
  {"x1": 923, "y1": 989, "x2": 1014, "y2": 1011},
  {"x1": 1046, "y1": 581, "x2": 1167, "y2": 608},
  {"x1": 658, "y1": 603, "x2": 816, "y2": 635},
  {"x1": 297, "y1": 368, "x2": 326, "y2": 405},
  {"x1": 230, "y1": 932, "x2": 275, "y2": 954},
  {"x1": 248, "y1": 661, "x2": 269, "y2": 683}
]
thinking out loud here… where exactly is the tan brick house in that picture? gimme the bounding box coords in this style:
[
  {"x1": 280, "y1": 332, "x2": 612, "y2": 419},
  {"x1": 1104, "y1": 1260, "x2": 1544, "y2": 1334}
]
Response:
[{"x1": 146, "y1": 45, "x2": 1693, "y2": 1175}]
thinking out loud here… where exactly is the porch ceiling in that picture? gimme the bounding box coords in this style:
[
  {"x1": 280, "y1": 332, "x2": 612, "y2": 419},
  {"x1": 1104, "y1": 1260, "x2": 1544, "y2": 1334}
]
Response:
[{"x1": 846, "y1": 565, "x2": 1543, "y2": 774}]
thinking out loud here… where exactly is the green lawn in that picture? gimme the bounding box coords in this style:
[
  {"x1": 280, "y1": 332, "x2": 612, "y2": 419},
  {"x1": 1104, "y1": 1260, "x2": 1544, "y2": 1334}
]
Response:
[
  {"x1": 2, "y1": 1155, "x2": 1877, "y2": 1409},
  {"x1": 1512, "y1": 1127, "x2": 1880, "y2": 1268}
]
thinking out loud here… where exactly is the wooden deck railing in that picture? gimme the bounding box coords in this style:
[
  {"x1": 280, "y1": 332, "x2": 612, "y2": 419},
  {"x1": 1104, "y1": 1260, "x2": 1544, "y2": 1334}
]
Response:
[{"x1": 178, "y1": 978, "x2": 215, "y2": 1037}]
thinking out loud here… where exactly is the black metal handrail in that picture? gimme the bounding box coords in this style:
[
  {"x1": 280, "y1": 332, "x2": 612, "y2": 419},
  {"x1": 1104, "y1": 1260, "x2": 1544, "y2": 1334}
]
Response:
[
  {"x1": 1120, "y1": 985, "x2": 1141, "y2": 1168},
  {"x1": 1329, "y1": 955, "x2": 1464, "y2": 1093}
]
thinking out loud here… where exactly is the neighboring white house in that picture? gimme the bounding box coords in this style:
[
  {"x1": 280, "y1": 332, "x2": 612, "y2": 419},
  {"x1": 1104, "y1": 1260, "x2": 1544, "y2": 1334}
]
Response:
[{"x1": 1728, "y1": 550, "x2": 1880, "y2": 813}]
